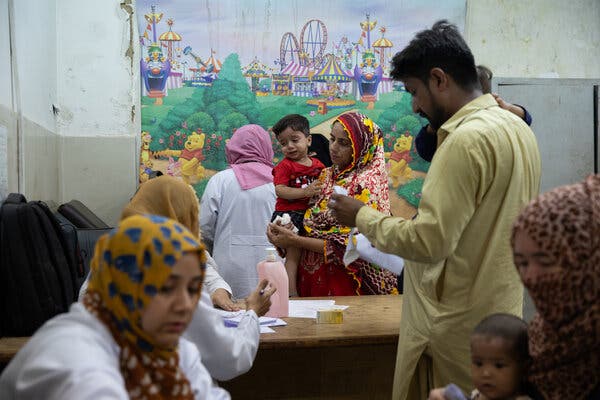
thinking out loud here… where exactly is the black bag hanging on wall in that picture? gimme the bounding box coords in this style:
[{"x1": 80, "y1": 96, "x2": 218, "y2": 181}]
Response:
[{"x1": 0, "y1": 193, "x2": 79, "y2": 336}]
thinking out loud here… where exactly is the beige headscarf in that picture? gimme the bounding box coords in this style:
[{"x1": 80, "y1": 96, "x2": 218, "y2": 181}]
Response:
[
  {"x1": 512, "y1": 174, "x2": 600, "y2": 399},
  {"x1": 122, "y1": 176, "x2": 200, "y2": 238}
]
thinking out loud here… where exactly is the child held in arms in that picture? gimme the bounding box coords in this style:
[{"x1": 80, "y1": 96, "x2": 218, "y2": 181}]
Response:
[{"x1": 271, "y1": 114, "x2": 325, "y2": 296}]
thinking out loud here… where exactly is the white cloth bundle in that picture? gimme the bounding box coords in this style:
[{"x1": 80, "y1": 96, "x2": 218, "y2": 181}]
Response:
[{"x1": 343, "y1": 228, "x2": 405, "y2": 275}]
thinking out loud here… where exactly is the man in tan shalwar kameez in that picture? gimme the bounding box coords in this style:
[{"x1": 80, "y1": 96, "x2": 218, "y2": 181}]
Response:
[{"x1": 329, "y1": 21, "x2": 541, "y2": 399}]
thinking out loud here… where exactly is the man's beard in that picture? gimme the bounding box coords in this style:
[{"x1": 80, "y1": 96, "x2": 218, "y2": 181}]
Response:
[{"x1": 422, "y1": 105, "x2": 446, "y2": 131}]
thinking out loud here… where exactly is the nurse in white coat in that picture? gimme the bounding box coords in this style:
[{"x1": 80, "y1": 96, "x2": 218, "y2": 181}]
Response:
[
  {"x1": 188, "y1": 282, "x2": 273, "y2": 381},
  {"x1": 0, "y1": 214, "x2": 231, "y2": 399},
  {"x1": 201, "y1": 124, "x2": 277, "y2": 299}
]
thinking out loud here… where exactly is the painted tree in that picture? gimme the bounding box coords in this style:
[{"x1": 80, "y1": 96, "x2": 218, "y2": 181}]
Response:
[
  {"x1": 186, "y1": 111, "x2": 216, "y2": 133},
  {"x1": 394, "y1": 115, "x2": 422, "y2": 136},
  {"x1": 202, "y1": 53, "x2": 262, "y2": 133},
  {"x1": 152, "y1": 86, "x2": 206, "y2": 151}
]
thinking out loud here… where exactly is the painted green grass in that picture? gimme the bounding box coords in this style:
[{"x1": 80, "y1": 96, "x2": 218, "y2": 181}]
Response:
[
  {"x1": 193, "y1": 177, "x2": 210, "y2": 201},
  {"x1": 141, "y1": 105, "x2": 173, "y2": 131},
  {"x1": 396, "y1": 177, "x2": 424, "y2": 208},
  {"x1": 410, "y1": 156, "x2": 431, "y2": 173},
  {"x1": 141, "y1": 87, "x2": 198, "y2": 132},
  {"x1": 142, "y1": 87, "x2": 196, "y2": 106}
]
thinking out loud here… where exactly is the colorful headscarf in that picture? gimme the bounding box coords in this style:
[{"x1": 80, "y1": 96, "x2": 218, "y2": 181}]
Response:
[
  {"x1": 84, "y1": 214, "x2": 206, "y2": 400},
  {"x1": 121, "y1": 176, "x2": 200, "y2": 238},
  {"x1": 511, "y1": 174, "x2": 600, "y2": 400},
  {"x1": 225, "y1": 124, "x2": 274, "y2": 190},
  {"x1": 304, "y1": 112, "x2": 396, "y2": 294}
]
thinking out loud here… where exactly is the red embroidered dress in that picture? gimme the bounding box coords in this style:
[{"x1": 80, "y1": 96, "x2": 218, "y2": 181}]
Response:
[{"x1": 298, "y1": 112, "x2": 398, "y2": 296}]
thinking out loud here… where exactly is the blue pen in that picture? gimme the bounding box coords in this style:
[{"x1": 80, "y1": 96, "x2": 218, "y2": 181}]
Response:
[{"x1": 223, "y1": 319, "x2": 238, "y2": 328}]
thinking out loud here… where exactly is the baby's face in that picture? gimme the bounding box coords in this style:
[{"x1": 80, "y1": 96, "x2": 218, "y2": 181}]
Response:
[
  {"x1": 277, "y1": 127, "x2": 311, "y2": 162},
  {"x1": 470, "y1": 334, "x2": 521, "y2": 400}
]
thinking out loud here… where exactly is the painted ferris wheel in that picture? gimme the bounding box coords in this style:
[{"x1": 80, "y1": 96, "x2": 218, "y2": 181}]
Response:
[{"x1": 278, "y1": 19, "x2": 328, "y2": 69}]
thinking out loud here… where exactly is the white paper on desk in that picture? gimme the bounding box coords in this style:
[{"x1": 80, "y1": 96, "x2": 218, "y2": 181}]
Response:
[
  {"x1": 343, "y1": 230, "x2": 405, "y2": 275},
  {"x1": 221, "y1": 314, "x2": 287, "y2": 328},
  {"x1": 288, "y1": 300, "x2": 336, "y2": 318},
  {"x1": 261, "y1": 326, "x2": 276, "y2": 334},
  {"x1": 214, "y1": 309, "x2": 246, "y2": 319}
]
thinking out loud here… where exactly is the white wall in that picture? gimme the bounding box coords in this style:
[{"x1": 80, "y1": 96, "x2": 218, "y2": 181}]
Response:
[
  {"x1": 14, "y1": 0, "x2": 57, "y2": 132},
  {"x1": 466, "y1": 0, "x2": 600, "y2": 79},
  {"x1": 0, "y1": 1, "x2": 11, "y2": 111},
  {"x1": 56, "y1": 0, "x2": 139, "y2": 138},
  {"x1": 0, "y1": 0, "x2": 13, "y2": 199},
  {"x1": 55, "y1": 0, "x2": 139, "y2": 225},
  {"x1": 1, "y1": 0, "x2": 139, "y2": 224}
]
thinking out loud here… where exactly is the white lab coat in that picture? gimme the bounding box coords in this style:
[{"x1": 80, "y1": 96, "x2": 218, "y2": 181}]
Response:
[
  {"x1": 185, "y1": 291, "x2": 260, "y2": 381},
  {"x1": 200, "y1": 169, "x2": 276, "y2": 298},
  {"x1": 77, "y1": 276, "x2": 259, "y2": 381},
  {"x1": 204, "y1": 251, "x2": 233, "y2": 294},
  {"x1": 0, "y1": 303, "x2": 230, "y2": 400}
]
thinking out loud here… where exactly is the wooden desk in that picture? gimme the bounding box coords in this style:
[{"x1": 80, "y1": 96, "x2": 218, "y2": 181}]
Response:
[
  {"x1": 0, "y1": 296, "x2": 403, "y2": 399},
  {"x1": 221, "y1": 295, "x2": 402, "y2": 400},
  {"x1": 0, "y1": 337, "x2": 29, "y2": 372}
]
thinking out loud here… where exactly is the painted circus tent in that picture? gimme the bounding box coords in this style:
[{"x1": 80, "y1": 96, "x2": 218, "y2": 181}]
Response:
[{"x1": 137, "y1": 0, "x2": 466, "y2": 219}]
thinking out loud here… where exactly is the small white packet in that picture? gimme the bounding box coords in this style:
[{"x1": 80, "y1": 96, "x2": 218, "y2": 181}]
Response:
[
  {"x1": 272, "y1": 213, "x2": 299, "y2": 234},
  {"x1": 333, "y1": 185, "x2": 348, "y2": 196},
  {"x1": 343, "y1": 228, "x2": 405, "y2": 274}
]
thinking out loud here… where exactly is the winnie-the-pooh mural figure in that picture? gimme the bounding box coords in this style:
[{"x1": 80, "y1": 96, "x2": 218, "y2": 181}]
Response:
[
  {"x1": 139, "y1": 131, "x2": 156, "y2": 183},
  {"x1": 386, "y1": 132, "x2": 413, "y2": 187},
  {"x1": 155, "y1": 131, "x2": 206, "y2": 183}
]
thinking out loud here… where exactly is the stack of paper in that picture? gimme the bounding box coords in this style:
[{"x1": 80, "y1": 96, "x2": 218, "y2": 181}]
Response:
[{"x1": 218, "y1": 309, "x2": 287, "y2": 333}]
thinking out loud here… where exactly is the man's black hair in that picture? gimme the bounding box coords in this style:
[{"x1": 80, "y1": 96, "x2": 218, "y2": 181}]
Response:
[
  {"x1": 390, "y1": 20, "x2": 479, "y2": 90},
  {"x1": 272, "y1": 114, "x2": 310, "y2": 137}
]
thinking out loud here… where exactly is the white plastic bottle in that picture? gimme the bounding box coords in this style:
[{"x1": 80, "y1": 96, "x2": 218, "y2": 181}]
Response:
[{"x1": 256, "y1": 247, "x2": 289, "y2": 317}]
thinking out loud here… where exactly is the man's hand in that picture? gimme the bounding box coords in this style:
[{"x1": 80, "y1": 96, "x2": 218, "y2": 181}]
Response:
[
  {"x1": 246, "y1": 279, "x2": 277, "y2": 317},
  {"x1": 428, "y1": 388, "x2": 448, "y2": 400},
  {"x1": 492, "y1": 93, "x2": 525, "y2": 119},
  {"x1": 210, "y1": 288, "x2": 242, "y2": 312},
  {"x1": 328, "y1": 193, "x2": 365, "y2": 227}
]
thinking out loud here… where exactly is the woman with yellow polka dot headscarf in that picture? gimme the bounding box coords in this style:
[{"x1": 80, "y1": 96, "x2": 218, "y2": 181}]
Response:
[{"x1": 0, "y1": 214, "x2": 231, "y2": 400}]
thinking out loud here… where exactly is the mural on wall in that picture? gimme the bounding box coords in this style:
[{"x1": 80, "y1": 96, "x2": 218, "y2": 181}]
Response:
[{"x1": 136, "y1": 0, "x2": 465, "y2": 219}]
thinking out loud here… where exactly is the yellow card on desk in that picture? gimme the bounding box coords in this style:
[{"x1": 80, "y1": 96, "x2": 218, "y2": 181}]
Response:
[{"x1": 316, "y1": 309, "x2": 343, "y2": 324}]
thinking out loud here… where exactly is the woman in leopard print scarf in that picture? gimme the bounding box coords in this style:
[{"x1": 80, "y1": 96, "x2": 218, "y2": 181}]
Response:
[{"x1": 511, "y1": 174, "x2": 599, "y2": 400}]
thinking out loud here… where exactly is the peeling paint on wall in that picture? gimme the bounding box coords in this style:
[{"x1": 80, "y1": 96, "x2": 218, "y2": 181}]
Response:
[{"x1": 120, "y1": 0, "x2": 135, "y2": 70}]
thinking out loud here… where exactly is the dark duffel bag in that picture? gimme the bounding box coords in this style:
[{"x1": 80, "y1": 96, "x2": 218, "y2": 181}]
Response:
[
  {"x1": 58, "y1": 199, "x2": 110, "y2": 229},
  {"x1": 0, "y1": 193, "x2": 79, "y2": 336}
]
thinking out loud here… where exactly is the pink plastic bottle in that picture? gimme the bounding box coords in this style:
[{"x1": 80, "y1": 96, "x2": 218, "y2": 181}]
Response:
[{"x1": 256, "y1": 247, "x2": 289, "y2": 317}]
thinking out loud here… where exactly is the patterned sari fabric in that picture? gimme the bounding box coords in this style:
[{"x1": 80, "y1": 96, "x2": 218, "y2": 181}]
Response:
[
  {"x1": 83, "y1": 214, "x2": 206, "y2": 400},
  {"x1": 300, "y1": 112, "x2": 397, "y2": 296},
  {"x1": 511, "y1": 174, "x2": 600, "y2": 400}
]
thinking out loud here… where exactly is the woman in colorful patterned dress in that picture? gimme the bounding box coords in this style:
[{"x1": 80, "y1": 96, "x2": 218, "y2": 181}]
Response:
[{"x1": 267, "y1": 111, "x2": 398, "y2": 296}]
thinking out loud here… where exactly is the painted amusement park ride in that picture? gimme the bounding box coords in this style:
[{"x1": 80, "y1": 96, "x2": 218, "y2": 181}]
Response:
[
  {"x1": 140, "y1": 6, "x2": 171, "y2": 105},
  {"x1": 140, "y1": 5, "x2": 395, "y2": 113},
  {"x1": 274, "y1": 14, "x2": 393, "y2": 111},
  {"x1": 353, "y1": 14, "x2": 383, "y2": 106}
]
